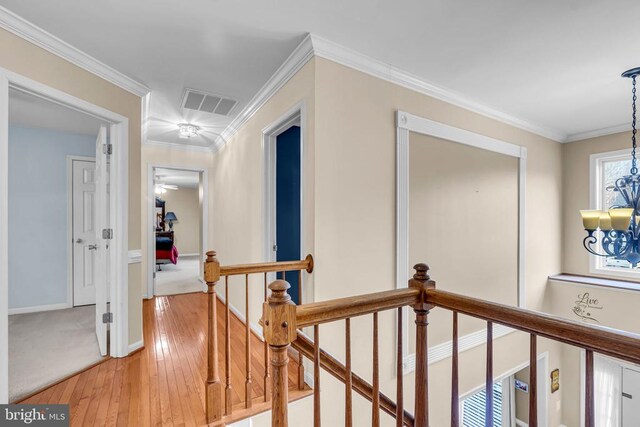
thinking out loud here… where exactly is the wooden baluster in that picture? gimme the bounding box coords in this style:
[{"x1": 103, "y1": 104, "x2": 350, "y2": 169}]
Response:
[
  {"x1": 409, "y1": 263, "x2": 436, "y2": 427},
  {"x1": 529, "y1": 334, "x2": 538, "y2": 427},
  {"x1": 372, "y1": 312, "x2": 380, "y2": 427},
  {"x1": 263, "y1": 280, "x2": 297, "y2": 427},
  {"x1": 486, "y1": 321, "x2": 494, "y2": 427},
  {"x1": 314, "y1": 324, "x2": 321, "y2": 427},
  {"x1": 297, "y1": 349, "x2": 305, "y2": 390},
  {"x1": 263, "y1": 273, "x2": 271, "y2": 402},
  {"x1": 396, "y1": 307, "x2": 403, "y2": 427},
  {"x1": 245, "y1": 274, "x2": 253, "y2": 408},
  {"x1": 225, "y1": 276, "x2": 232, "y2": 415},
  {"x1": 204, "y1": 251, "x2": 222, "y2": 422},
  {"x1": 345, "y1": 318, "x2": 353, "y2": 427},
  {"x1": 585, "y1": 350, "x2": 595, "y2": 427},
  {"x1": 297, "y1": 268, "x2": 305, "y2": 391},
  {"x1": 451, "y1": 312, "x2": 459, "y2": 427}
]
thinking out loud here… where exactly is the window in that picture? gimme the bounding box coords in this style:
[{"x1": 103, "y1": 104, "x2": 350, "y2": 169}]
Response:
[
  {"x1": 461, "y1": 381, "x2": 504, "y2": 427},
  {"x1": 590, "y1": 149, "x2": 638, "y2": 277}
]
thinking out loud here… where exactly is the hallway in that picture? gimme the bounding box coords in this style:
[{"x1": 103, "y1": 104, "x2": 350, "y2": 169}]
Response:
[{"x1": 19, "y1": 292, "x2": 309, "y2": 426}]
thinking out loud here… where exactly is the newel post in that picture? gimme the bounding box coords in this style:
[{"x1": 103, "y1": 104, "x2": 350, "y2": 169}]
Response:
[
  {"x1": 204, "y1": 251, "x2": 223, "y2": 423},
  {"x1": 410, "y1": 263, "x2": 436, "y2": 427},
  {"x1": 262, "y1": 280, "x2": 297, "y2": 427}
]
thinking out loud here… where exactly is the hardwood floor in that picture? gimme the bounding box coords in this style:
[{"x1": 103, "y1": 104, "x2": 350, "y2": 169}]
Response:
[{"x1": 20, "y1": 292, "x2": 309, "y2": 426}]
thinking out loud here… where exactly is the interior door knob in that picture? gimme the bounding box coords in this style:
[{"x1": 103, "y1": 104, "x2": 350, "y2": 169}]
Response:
[{"x1": 76, "y1": 238, "x2": 83, "y2": 244}]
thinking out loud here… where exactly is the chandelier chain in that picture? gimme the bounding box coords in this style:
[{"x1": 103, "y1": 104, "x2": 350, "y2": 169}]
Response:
[{"x1": 633, "y1": 75, "x2": 638, "y2": 174}]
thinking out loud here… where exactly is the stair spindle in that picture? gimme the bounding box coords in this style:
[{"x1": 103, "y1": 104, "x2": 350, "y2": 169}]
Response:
[
  {"x1": 372, "y1": 312, "x2": 380, "y2": 427},
  {"x1": 245, "y1": 274, "x2": 253, "y2": 408},
  {"x1": 224, "y1": 276, "x2": 232, "y2": 415},
  {"x1": 314, "y1": 324, "x2": 321, "y2": 427},
  {"x1": 297, "y1": 269, "x2": 304, "y2": 390},
  {"x1": 396, "y1": 307, "x2": 403, "y2": 427},
  {"x1": 485, "y1": 321, "x2": 494, "y2": 427},
  {"x1": 345, "y1": 318, "x2": 353, "y2": 427},
  {"x1": 263, "y1": 273, "x2": 271, "y2": 402},
  {"x1": 529, "y1": 334, "x2": 538, "y2": 427},
  {"x1": 451, "y1": 312, "x2": 459, "y2": 427},
  {"x1": 585, "y1": 350, "x2": 595, "y2": 427}
]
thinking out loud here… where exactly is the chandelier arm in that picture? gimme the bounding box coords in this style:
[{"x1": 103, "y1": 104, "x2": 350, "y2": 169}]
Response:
[
  {"x1": 583, "y1": 234, "x2": 609, "y2": 257},
  {"x1": 614, "y1": 178, "x2": 633, "y2": 207}
]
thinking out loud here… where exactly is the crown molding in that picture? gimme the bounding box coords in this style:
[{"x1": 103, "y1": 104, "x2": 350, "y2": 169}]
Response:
[
  {"x1": 144, "y1": 139, "x2": 214, "y2": 153},
  {"x1": 564, "y1": 122, "x2": 630, "y2": 143},
  {"x1": 310, "y1": 34, "x2": 567, "y2": 143},
  {"x1": 0, "y1": 6, "x2": 149, "y2": 97},
  {"x1": 213, "y1": 34, "x2": 315, "y2": 151}
]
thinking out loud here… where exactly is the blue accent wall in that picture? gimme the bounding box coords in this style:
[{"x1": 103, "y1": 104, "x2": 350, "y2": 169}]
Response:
[
  {"x1": 8, "y1": 126, "x2": 95, "y2": 310},
  {"x1": 276, "y1": 126, "x2": 301, "y2": 304}
]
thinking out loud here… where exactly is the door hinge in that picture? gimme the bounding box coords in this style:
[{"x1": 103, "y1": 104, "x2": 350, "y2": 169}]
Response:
[
  {"x1": 102, "y1": 312, "x2": 113, "y2": 324},
  {"x1": 273, "y1": 244, "x2": 278, "y2": 252},
  {"x1": 623, "y1": 392, "x2": 633, "y2": 399},
  {"x1": 103, "y1": 144, "x2": 113, "y2": 155},
  {"x1": 102, "y1": 228, "x2": 113, "y2": 239}
]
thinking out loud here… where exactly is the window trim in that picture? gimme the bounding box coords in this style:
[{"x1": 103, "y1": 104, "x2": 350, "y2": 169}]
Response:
[{"x1": 589, "y1": 148, "x2": 639, "y2": 279}]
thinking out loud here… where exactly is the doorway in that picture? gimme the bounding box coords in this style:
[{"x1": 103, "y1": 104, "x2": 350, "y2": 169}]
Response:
[
  {"x1": 147, "y1": 165, "x2": 208, "y2": 298},
  {"x1": 0, "y1": 70, "x2": 130, "y2": 404},
  {"x1": 263, "y1": 105, "x2": 305, "y2": 305}
]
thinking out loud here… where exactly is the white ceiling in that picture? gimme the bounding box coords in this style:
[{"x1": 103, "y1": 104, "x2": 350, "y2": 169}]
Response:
[
  {"x1": 9, "y1": 87, "x2": 103, "y2": 135},
  {"x1": 155, "y1": 168, "x2": 200, "y2": 189},
  {"x1": 1, "y1": 0, "x2": 639, "y2": 146}
]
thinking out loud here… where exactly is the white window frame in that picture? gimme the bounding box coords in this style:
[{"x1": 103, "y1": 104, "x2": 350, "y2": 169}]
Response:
[{"x1": 588, "y1": 148, "x2": 640, "y2": 279}]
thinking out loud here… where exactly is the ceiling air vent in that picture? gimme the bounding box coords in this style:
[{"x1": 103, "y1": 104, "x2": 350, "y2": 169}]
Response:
[{"x1": 182, "y1": 88, "x2": 237, "y2": 116}]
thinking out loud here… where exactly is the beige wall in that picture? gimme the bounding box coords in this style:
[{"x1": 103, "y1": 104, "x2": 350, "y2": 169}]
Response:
[
  {"x1": 561, "y1": 131, "x2": 638, "y2": 279},
  {"x1": 210, "y1": 58, "x2": 316, "y2": 325},
  {"x1": 160, "y1": 187, "x2": 200, "y2": 255},
  {"x1": 0, "y1": 29, "x2": 143, "y2": 346},
  {"x1": 141, "y1": 145, "x2": 215, "y2": 296},
  {"x1": 409, "y1": 133, "x2": 519, "y2": 350},
  {"x1": 311, "y1": 57, "x2": 563, "y2": 426},
  {"x1": 514, "y1": 366, "x2": 530, "y2": 423}
]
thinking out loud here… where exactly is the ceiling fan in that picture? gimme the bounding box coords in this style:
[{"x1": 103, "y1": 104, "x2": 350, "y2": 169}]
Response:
[{"x1": 154, "y1": 180, "x2": 178, "y2": 195}]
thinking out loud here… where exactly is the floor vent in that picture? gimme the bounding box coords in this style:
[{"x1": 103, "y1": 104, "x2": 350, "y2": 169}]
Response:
[{"x1": 182, "y1": 88, "x2": 237, "y2": 116}]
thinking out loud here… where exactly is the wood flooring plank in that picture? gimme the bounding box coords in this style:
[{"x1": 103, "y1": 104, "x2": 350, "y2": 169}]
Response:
[{"x1": 20, "y1": 292, "x2": 307, "y2": 426}]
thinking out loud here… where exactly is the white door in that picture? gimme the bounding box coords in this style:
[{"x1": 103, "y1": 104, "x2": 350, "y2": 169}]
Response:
[
  {"x1": 623, "y1": 368, "x2": 640, "y2": 425},
  {"x1": 72, "y1": 159, "x2": 97, "y2": 306},
  {"x1": 94, "y1": 125, "x2": 108, "y2": 356}
]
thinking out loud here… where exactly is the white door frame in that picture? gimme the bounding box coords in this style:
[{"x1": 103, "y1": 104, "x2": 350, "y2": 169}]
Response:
[
  {"x1": 67, "y1": 155, "x2": 97, "y2": 308},
  {"x1": 396, "y1": 110, "x2": 528, "y2": 371},
  {"x1": 0, "y1": 69, "x2": 130, "y2": 403},
  {"x1": 262, "y1": 101, "x2": 306, "y2": 292},
  {"x1": 146, "y1": 164, "x2": 209, "y2": 299}
]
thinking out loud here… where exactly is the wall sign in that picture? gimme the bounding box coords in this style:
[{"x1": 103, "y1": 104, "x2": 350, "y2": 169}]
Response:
[
  {"x1": 572, "y1": 292, "x2": 603, "y2": 323},
  {"x1": 515, "y1": 379, "x2": 528, "y2": 393}
]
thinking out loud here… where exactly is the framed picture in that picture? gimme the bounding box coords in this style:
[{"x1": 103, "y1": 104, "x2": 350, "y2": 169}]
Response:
[{"x1": 551, "y1": 369, "x2": 560, "y2": 393}]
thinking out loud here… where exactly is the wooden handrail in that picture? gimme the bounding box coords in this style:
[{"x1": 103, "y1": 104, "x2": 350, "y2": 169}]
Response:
[
  {"x1": 292, "y1": 331, "x2": 415, "y2": 427},
  {"x1": 220, "y1": 254, "x2": 314, "y2": 277},
  {"x1": 426, "y1": 288, "x2": 640, "y2": 365},
  {"x1": 296, "y1": 287, "x2": 421, "y2": 327}
]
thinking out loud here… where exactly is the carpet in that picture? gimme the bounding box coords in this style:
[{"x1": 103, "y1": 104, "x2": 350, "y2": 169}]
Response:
[
  {"x1": 155, "y1": 255, "x2": 205, "y2": 296},
  {"x1": 9, "y1": 305, "x2": 105, "y2": 402}
]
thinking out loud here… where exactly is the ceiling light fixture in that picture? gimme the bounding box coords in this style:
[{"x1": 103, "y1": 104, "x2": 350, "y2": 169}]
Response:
[
  {"x1": 580, "y1": 67, "x2": 640, "y2": 266},
  {"x1": 178, "y1": 123, "x2": 199, "y2": 139}
]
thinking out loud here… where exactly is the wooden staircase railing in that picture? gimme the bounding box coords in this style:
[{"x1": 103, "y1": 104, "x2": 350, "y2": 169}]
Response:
[
  {"x1": 203, "y1": 251, "x2": 314, "y2": 424},
  {"x1": 262, "y1": 262, "x2": 640, "y2": 427}
]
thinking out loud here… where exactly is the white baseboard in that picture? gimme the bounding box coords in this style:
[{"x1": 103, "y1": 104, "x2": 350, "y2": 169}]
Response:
[
  {"x1": 180, "y1": 253, "x2": 200, "y2": 257},
  {"x1": 403, "y1": 324, "x2": 515, "y2": 374},
  {"x1": 8, "y1": 302, "x2": 71, "y2": 315},
  {"x1": 216, "y1": 293, "x2": 264, "y2": 340},
  {"x1": 515, "y1": 419, "x2": 528, "y2": 427},
  {"x1": 127, "y1": 339, "x2": 144, "y2": 354}
]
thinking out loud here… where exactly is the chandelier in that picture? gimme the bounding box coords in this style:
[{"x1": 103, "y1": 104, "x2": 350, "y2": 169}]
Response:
[{"x1": 580, "y1": 67, "x2": 640, "y2": 266}]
